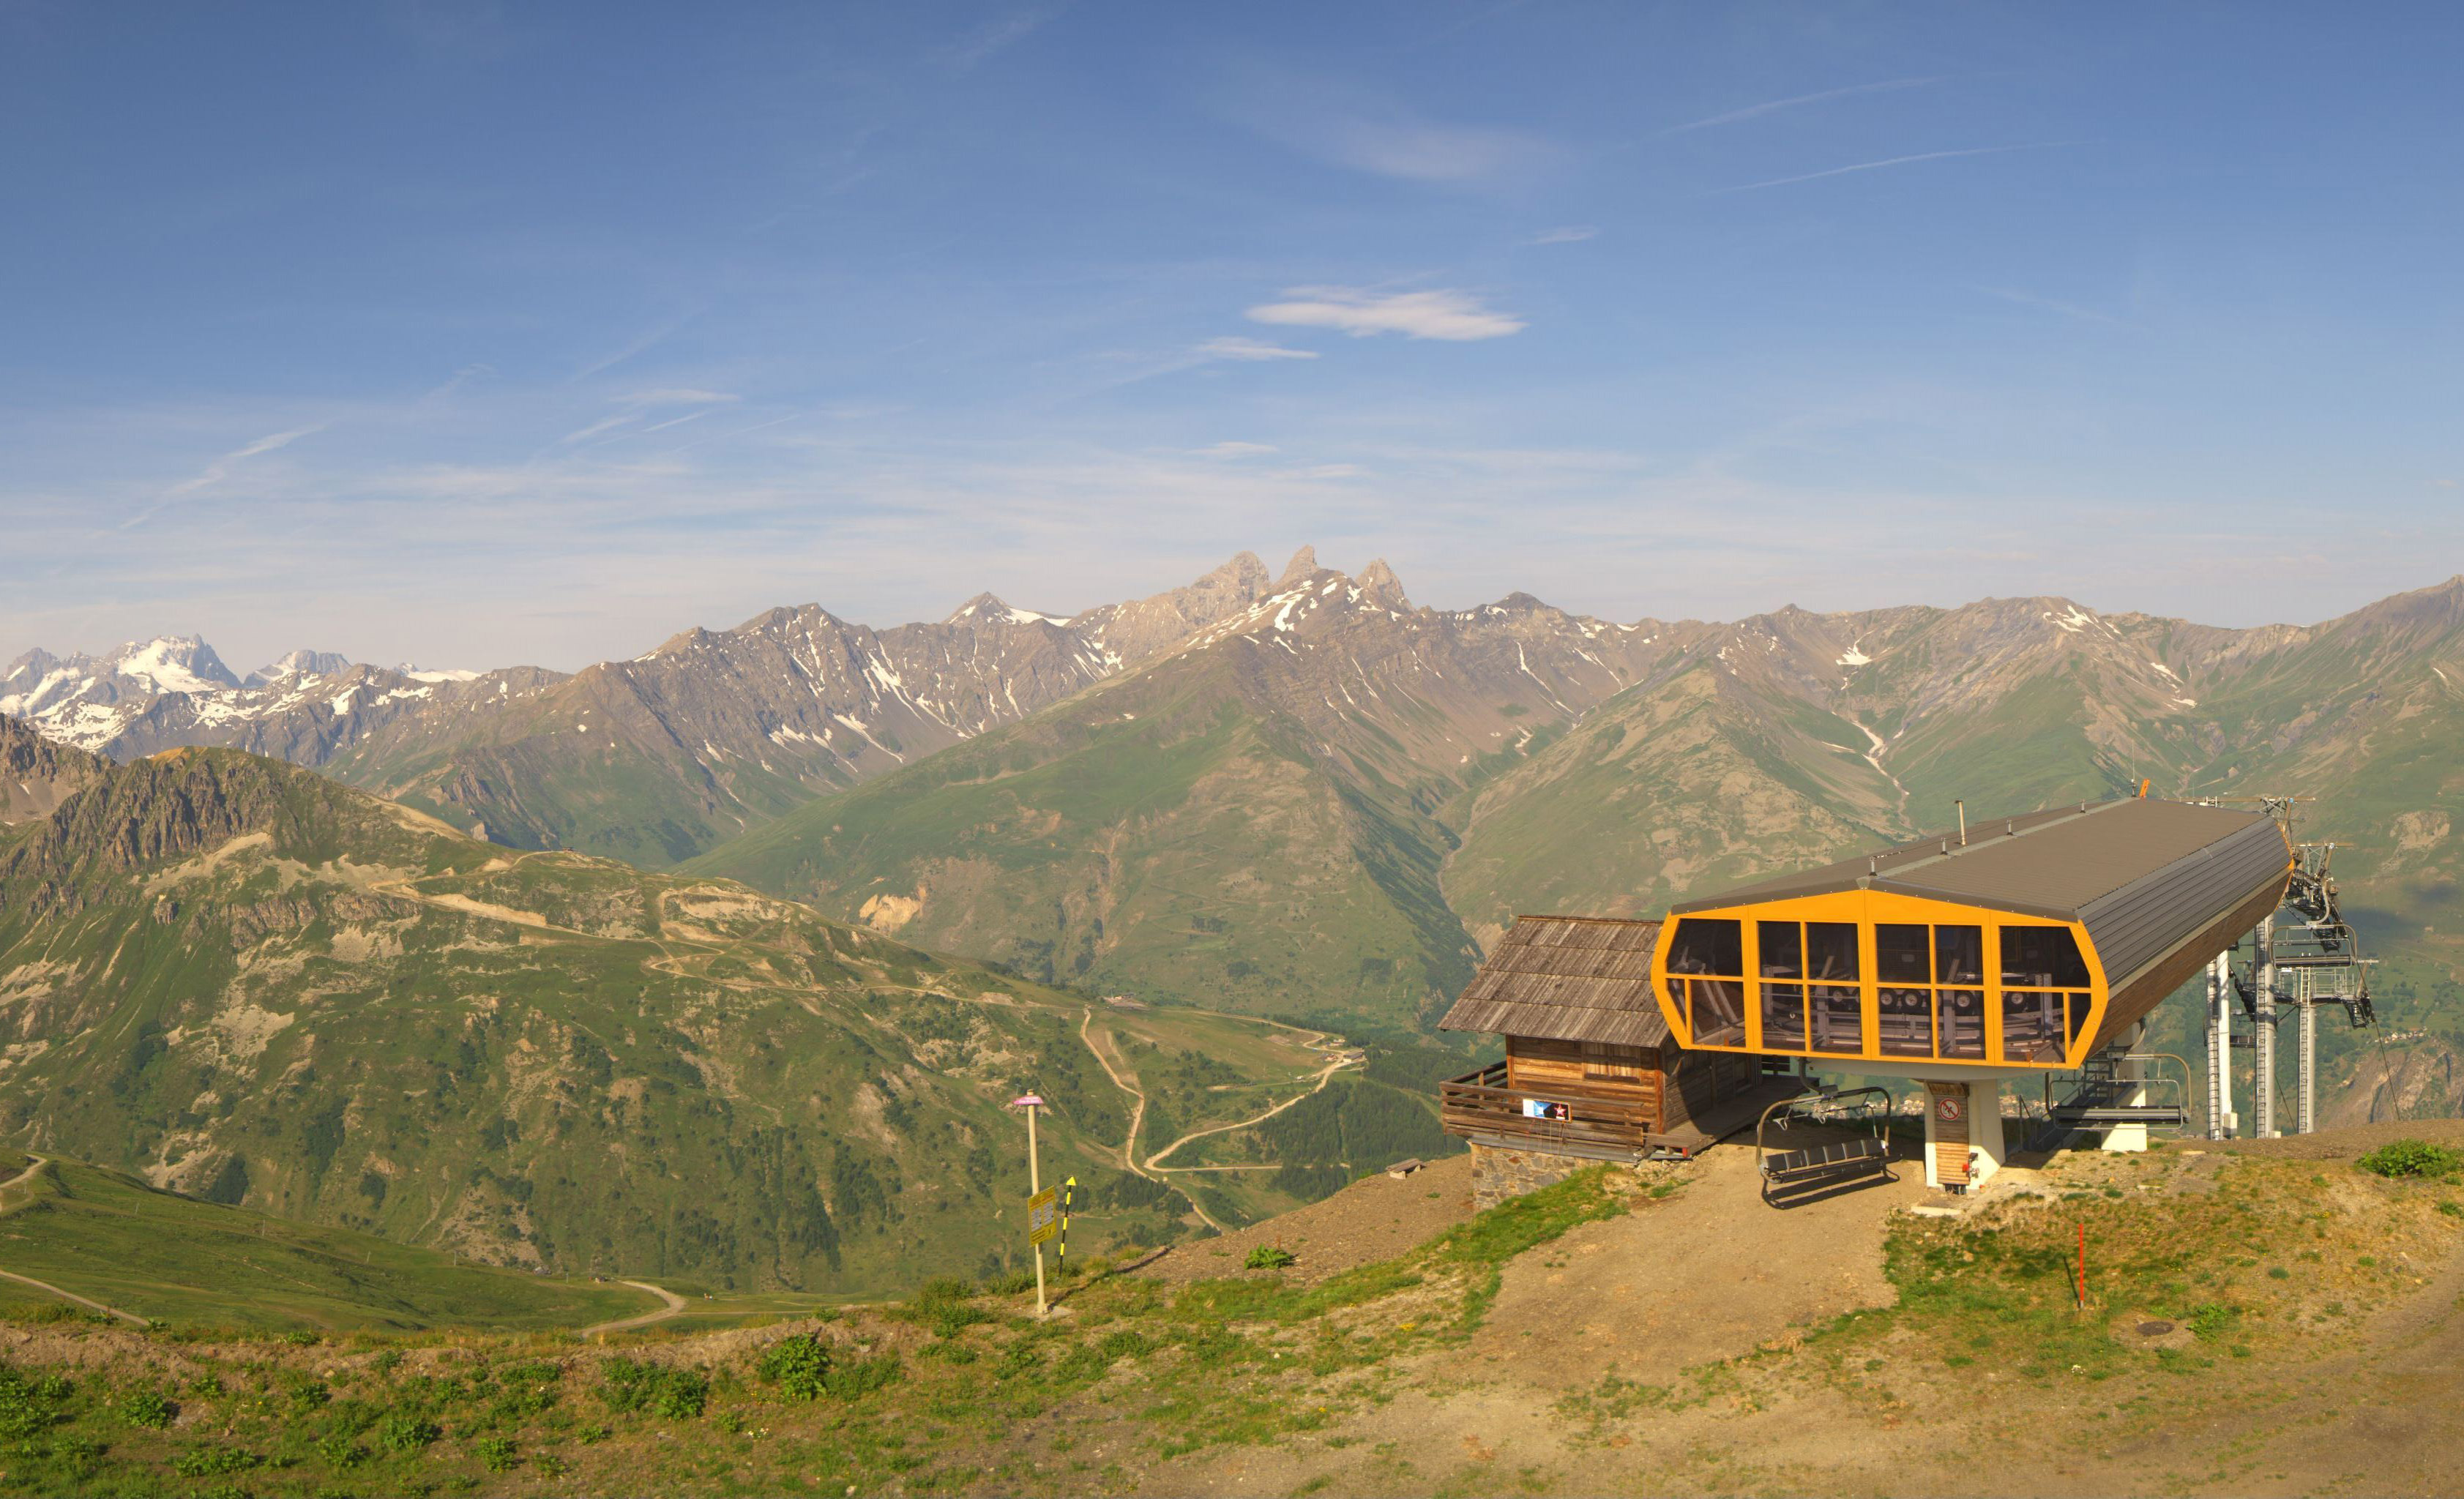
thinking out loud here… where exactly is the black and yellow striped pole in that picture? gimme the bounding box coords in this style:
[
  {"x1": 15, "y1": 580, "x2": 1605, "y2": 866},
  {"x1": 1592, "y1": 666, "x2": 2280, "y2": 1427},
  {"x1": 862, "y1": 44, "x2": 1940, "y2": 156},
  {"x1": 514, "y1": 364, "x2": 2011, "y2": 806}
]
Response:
[{"x1": 1060, "y1": 1176, "x2": 1074, "y2": 1271}]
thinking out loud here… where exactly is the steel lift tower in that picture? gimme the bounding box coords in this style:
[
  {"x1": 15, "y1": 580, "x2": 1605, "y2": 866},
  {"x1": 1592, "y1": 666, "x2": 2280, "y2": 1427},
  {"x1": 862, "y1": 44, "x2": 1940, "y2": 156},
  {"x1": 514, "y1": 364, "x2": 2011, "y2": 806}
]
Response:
[{"x1": 2205, "y1": 799, "x2": 2375, "y2": 1140}]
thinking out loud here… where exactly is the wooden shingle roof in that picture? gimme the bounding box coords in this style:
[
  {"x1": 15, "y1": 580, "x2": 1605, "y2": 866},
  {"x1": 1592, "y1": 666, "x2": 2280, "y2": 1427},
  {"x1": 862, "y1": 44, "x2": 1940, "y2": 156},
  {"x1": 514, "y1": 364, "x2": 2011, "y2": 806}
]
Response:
[{"x1": 1437, "y1": 915, "x2": 1670, "y2": 1048}]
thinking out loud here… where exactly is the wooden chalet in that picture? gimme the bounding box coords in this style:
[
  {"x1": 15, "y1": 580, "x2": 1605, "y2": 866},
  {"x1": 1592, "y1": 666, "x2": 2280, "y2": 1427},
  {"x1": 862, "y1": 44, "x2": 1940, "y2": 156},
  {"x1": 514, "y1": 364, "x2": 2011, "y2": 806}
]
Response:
[{"x1": 1437, "y1": 916, "x2": 1801, "y2": 1178}]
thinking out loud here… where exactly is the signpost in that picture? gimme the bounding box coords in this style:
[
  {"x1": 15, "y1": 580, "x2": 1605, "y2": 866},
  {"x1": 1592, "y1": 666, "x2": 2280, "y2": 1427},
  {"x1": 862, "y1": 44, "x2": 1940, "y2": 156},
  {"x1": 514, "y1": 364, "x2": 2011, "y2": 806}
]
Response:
[{"x1": 1012, "y1": 1094, "x2": 1051, "y2": 1316}]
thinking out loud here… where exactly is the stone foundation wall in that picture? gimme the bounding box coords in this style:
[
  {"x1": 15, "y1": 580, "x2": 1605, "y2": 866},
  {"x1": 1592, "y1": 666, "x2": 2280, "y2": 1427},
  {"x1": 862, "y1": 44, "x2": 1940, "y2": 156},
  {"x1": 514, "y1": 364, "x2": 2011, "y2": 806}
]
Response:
[{"x1": 1470, "y1": 1141, "x2": 1604, "y2": 1211}]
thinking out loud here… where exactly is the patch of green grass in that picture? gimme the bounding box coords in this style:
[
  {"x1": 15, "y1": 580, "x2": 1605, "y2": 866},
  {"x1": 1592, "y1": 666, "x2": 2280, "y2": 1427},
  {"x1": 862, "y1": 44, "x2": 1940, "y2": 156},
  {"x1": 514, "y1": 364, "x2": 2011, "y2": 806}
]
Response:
[
  {"x1": 0, "y1": 1156, "x2": 652, "y2": 1333},
  {"x1": 2358, "y1": 1140, "x2": 2463, "y2": 1179}
]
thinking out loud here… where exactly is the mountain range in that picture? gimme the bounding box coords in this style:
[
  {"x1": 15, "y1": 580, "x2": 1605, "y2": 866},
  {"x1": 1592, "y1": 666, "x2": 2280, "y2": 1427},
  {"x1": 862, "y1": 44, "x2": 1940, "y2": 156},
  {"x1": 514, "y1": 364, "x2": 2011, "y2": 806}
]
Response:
[{"x1": 11, "y1": 553, "x2": 2464, "y2": 1112}]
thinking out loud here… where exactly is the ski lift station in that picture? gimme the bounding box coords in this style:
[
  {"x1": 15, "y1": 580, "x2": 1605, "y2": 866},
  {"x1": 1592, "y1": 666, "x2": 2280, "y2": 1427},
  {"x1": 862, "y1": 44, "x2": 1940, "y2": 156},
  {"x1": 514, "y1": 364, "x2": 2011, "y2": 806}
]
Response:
[{"x1": 1441, "y1": 793, "x2": 2365, "y2": 1204}]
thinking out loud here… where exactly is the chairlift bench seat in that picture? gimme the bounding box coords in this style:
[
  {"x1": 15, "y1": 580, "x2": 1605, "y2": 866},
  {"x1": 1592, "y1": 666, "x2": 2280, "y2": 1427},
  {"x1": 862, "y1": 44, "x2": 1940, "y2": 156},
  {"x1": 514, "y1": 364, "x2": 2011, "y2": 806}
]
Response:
[{"x1": 1760, "y1": 1134, "x2": 1891, "y2": 1186}]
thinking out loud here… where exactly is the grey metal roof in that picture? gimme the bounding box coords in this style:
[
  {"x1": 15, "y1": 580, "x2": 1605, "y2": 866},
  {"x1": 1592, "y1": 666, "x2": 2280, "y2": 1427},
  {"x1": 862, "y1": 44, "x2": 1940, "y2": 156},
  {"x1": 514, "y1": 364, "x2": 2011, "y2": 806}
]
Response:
[
  {"x1": 1437, "y1": 915, "x2": 1672, "y2": 1047},
  {"x1": 1667, "y1": 797, "x2": 2286, "y2": 923}
]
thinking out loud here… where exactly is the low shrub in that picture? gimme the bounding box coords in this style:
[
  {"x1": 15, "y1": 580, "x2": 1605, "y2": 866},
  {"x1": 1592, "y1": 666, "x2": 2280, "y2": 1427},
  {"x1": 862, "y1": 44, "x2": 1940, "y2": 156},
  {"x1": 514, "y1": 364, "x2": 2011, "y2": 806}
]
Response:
[
  {"x1": 2358, "y1": 1140, "x2": 2462, "y2": 1179},
  {"x1": 0, "y1": 1366, "x2": 75, "y2": 1443},
  {"x1": 600, "y1": 1358, "x2": 707, "y2": 1419},
  {"x1": 823, "y1": 1353, "x2": 903, "y2": 1402},
  {"x1": 900, "y1": 1278, "x2": 993, "y2": 1338},
  {"x1": 375, "y1": 1413, "x2": 441, "y2": 1453},
  {"x1": 476, "y1": 1435, "x2": 520, "y2": 1472},
  {"x1": 755, "y1": 1337, "x2": 832, "y2": 1401},
  {"x1": 120, "y1": 1387, "x2": 176, "y2": 1429},
  {"x1": 1244, "y1": 1245, "x2": 1297, "y2": 1271},
  {"x1": 171, "y1": 1446, "x2": 262, "y2": 1477},
  {"x1": 983, "y1": 1267, "x2": 1037, "y2": 1296},
  {"x1": 316, "y1": 1432, "x2": 369, "y2": 1468}
]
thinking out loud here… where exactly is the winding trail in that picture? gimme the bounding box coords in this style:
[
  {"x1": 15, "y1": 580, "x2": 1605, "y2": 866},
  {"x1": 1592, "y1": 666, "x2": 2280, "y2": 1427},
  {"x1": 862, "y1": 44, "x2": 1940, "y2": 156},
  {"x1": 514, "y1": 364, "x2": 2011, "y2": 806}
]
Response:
[
  {"x1": 0, "y1": 1156, "x2": 152, "y2": 1326},
  {"x1": 1143, "y1": 1050, "x2": 1359, "y2": 1173},
  {"x1": 579, "y1": 1280, "x2": 687, "y2": 1337},
  {"x1": 1078, "y1": 1010, "x2": 1151, "y2": 1181},
  {"x1": 0, "y1": 1154, "x2": 48, "y2": 1197},
  {"x1": 1079, "y1": 1007, "x2": 1228, "y2": 1232}
]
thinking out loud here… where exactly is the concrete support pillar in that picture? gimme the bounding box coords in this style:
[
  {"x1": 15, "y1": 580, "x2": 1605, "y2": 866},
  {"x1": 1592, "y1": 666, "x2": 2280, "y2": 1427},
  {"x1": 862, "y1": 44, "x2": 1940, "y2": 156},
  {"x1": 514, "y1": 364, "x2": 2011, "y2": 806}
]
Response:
[
  {"x1": 2206, "y1": 952, "x2": 2233, "y2": 1140},
  {"x1": 1921, "y1": 1080, "x2": 2003, "y2": 1192},
  {"x1": 2103, "y1": 1020, "x2": 2150, "y2": 1154},
  {"x1": 1970, "y1": 1080, "x2": 2006, "y2": 1187},
  {"x1": 2255, "y1": 916, "x2": 2278, "y2": 1139}
]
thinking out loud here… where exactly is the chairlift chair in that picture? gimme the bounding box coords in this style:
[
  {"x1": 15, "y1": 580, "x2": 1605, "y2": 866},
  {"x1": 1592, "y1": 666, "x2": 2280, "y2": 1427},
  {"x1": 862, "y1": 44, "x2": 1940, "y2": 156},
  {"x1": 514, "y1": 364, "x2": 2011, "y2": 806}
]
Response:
[{"x1": 1755, "y1": 1085, "x2": 1897, "y2": 1205}]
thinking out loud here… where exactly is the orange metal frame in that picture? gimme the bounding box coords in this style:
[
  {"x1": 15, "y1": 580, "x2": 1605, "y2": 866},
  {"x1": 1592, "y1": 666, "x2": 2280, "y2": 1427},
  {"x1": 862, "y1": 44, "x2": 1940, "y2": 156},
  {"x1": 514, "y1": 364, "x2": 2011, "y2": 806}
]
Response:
[{"x1": 1646, "y1": 888, "x2": 2111, "y2": 1071}]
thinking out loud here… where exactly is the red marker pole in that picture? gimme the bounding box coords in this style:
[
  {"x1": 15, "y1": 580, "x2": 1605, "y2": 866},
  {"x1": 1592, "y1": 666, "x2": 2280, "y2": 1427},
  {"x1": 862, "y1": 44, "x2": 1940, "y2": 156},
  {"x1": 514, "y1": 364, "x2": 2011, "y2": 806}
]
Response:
[{"x1": 2077, "y1": 1222, "x2": 2087, "y2": 1312}]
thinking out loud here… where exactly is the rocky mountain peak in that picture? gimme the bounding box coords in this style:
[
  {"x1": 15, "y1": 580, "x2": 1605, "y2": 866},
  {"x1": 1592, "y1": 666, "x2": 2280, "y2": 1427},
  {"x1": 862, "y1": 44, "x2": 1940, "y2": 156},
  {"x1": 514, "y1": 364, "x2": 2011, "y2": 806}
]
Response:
[
  {"x1": 1275, "y1": 546, "x2": 1321, "y2": 588},
  {"x1": 113, "y1": 635, "x2": 242, "y2": 694},
  {"x1": 0, "y1": 714, "x2": 109, "y2": 823},
  {"x1": 1356, "y1": 558, "x2": 1411, "y2": 610},
  {"x1": 247, "y1": 649, "x2": 353, "y2": 686},
  {"x1": 945, "y1": 594, "x2": 1069, "y2": 629}
]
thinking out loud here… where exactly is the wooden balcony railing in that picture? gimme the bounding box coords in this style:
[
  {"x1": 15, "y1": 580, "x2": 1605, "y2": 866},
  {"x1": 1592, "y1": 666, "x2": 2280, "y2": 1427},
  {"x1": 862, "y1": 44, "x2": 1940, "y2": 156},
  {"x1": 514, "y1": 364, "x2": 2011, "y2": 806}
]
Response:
[{"x1": 1438, "y1": 1063, "x2": 1657, "y2": 1159}]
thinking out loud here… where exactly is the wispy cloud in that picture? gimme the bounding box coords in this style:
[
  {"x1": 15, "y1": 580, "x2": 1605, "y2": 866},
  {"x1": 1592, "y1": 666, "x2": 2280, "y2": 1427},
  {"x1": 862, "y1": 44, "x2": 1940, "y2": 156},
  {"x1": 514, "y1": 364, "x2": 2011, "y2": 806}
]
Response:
[
  {"x1": 1220, "y1": 71, "x2": 1550, "y2": 187},
  {"x1": 1714, "y1": 143, "x2": 2058, "y2": 195},
  {"x1": 120, "y1": 425, "x2": 325, "y2": 530},
  {"x1": 572, "y1": 319, "x2": 690, "y2": 381},
  {"x1": 625, "y1": 388, "x2": 739, "y2": 406},
  {"x1": 1523, "y1": 225, "x2": 1597, "y2": 246},
  {"x1": 1195, "y1": 441, "x2": 1280, "y2": 459},
  {"x1": 163, "y1": 426, "x2": 323, "y2": 498},
  {"x1": 1664, "y1": 77, "x2": 1944, "y2": 135},
  {"x1": 640, "y1": 408, "x2": 721, "y2": 435},
  {"x1": 556, "y1": 413, "x2": 640, "y2": 446},
  {"x1": 1979, "y1": 287, "x2": 2126, "y2": 326},
  {"x1": 950, "y1": 7, "x2": 1059, "y2": 70},
  {"x1": 1247, "y1": 288, "x2": 1524, "y2": 342},
  {"x1": 1315, "y1": 116, "x2": 1545, "y2": 183},
  {"x1": 421, "y1": 364, "x2": 496, "y2": 402},
  {"x1": 1198, "y1": 336, "x2": 1319, "y2": 362}
]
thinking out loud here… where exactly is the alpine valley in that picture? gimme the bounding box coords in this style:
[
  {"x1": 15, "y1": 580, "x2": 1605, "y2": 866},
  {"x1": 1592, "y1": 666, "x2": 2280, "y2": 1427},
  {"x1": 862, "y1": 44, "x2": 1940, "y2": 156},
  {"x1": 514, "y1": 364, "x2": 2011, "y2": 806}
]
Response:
[{"x1": 7, "y1": 551, "x2": 2464, "y2": 1291}]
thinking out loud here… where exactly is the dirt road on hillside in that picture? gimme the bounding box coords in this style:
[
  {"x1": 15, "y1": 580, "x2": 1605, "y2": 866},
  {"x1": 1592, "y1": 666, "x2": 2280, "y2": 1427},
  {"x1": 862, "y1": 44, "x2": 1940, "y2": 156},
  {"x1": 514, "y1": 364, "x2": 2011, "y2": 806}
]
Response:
[{"x1": 580, "y1": 1281, "x2": 687, "y2": 1337}]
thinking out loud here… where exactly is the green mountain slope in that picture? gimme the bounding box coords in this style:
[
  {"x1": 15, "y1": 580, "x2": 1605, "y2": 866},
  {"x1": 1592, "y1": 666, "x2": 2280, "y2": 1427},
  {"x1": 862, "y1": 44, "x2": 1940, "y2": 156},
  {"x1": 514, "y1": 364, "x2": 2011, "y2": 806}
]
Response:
[
  {"x1": 687, "y1": 558, "x2": 1685, "y2": 1028},
  {"x1": 0, "y1": 746, "x2": 1158, "y2": 1294},
  {"x1": 687, "y1": 629, "x2": 1480, "y2": 1027},
  {"x1": 0, "y1": 1150, "x2": 654, "y2": 1331},
  {"x1": 1443, "y1": 662, "x2": 1903, "y2": 943}
]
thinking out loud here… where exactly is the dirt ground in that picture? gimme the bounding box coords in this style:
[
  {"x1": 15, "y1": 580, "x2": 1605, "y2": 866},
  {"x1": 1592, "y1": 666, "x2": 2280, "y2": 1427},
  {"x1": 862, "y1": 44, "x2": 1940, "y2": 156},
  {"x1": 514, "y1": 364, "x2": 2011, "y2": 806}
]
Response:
[
  {"x1": 1134, "y1": 1123, "x2": 2464, "y2": 1498},
  {"x1": 1134, "y1": 1153, "x2": 1476, "y2": 1285},
  {"x1": 1461, "y1": 1137, "x2": 1927, "y2": 1390},
  {"x1": 2204, "y1": 1114, "x2": 2464, "y2": 1160}
]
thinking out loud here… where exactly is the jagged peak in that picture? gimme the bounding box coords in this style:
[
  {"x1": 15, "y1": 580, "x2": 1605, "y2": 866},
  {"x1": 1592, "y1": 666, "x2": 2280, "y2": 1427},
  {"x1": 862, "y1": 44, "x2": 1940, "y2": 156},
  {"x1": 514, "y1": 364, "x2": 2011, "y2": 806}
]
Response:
[
  {"x1": 1357, "y1": 558, "x2": 1411, "y2": 610},
  {"x1": 1204, "y1": 551, "x2": 1271, "y2": 591},
  {"x1": 947, "y1": 594, "x2": 1070, "y2": 628},
  {"x1": 1275, "y1": 546, "x2": 1320, "y2": 588},
  {"x1": 247, "y1": 648, "x2": 353, "y2": 685}
]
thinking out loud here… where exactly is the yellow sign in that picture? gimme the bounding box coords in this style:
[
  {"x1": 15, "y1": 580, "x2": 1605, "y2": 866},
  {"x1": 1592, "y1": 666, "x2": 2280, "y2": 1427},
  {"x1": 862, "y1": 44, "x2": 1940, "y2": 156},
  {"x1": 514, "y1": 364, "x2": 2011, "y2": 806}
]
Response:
[{"x1": 1026, "y1": 1186, "x2": 1059, "y2": 1246}]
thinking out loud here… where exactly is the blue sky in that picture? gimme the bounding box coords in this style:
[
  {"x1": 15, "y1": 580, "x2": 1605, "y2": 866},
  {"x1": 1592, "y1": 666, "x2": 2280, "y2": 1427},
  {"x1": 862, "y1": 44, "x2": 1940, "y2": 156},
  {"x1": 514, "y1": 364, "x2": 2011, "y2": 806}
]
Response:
[{"x1": 4, "y1": 1, "x2": 2460, "y2": 672}]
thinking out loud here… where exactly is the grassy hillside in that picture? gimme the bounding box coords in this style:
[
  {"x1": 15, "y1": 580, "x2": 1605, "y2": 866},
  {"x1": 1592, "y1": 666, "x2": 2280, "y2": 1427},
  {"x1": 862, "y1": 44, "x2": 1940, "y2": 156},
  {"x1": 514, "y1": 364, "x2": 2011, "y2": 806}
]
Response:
[
  {"x1": 687, "y1": 642, "x2": 1482, "y2": 1028},
  {"x1": 1443, "y1": 663, "x2": 1903, "y2": 943},
  {"x1": 0, "y1": 1129, "x2": 2456, "y2": 1497},
  {"x1": 0, "y1": 747, "x2": 1212, "y2": 1293},
  {"x1": 0, "y1": 1154, "x2": 653, "y2": 1331}
]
